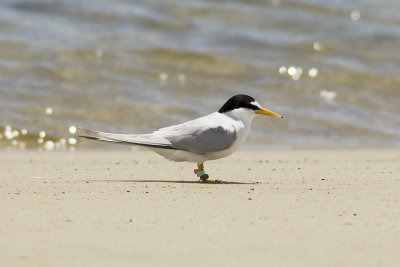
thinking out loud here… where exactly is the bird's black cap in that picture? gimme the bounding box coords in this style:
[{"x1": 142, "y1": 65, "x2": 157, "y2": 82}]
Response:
[{"x1": 218, "y1": 94, "x2": 260, "y2": 113}]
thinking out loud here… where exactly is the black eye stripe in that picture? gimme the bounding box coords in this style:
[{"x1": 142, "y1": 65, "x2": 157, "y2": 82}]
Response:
[{"x1": 246, "y1": 103, "x2": 260, "y2": 110}]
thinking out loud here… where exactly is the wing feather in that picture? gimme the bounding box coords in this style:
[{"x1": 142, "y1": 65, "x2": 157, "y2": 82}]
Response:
[
  {"x1": 78, "y1": 113, "x2": 237, "y2": 154},
  {"x1": 154, "y1": 113, "x2": 237, "y2": 154},
  {"x1": 77, "y1": 128, "x2": 175, "y2": 150}
]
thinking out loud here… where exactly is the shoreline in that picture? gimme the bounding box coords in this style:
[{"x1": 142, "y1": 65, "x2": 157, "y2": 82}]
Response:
[{"x1": 1, "y1": 150, "x2": 399, "y2": 266}]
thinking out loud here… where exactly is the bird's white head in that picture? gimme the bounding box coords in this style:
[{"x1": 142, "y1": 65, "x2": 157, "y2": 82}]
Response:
[{"x1": 218, "y1": 94, "x2": 283, "y2": 122}]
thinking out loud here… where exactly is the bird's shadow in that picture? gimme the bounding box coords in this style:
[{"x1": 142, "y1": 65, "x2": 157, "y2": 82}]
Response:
[{"x1": 88, "y1": 179, "x2": 258, "y2": 185}]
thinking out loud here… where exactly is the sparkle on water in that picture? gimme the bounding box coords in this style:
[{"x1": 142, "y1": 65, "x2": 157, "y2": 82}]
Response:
[
  {"x1": 159, "y1": 72, "x2": 168, "y2": 84},
  {"x1": 278, "y1": 66, "x2": 287, "y2": 74},
  {"x1": 68, "y1": 138, "x2": 77, "y2": 145},
  {"x1": 45, "y1": 140, "x2": 54, "y2": 151},
  {"x1": 279, "y1": 65, "x2": 319, "y2": 79},
  {"x1": 313, "y1": 42, "x2": 321, "y2": 51},
  {"x1": 1, "y1": 124, "x2": 78, "y2": 151},
  {"x1": 281, "y1": 66, "x2": 304, "y2": 81},
  {"x1": 69, "y1": 126, "x2": 77, "y2": 134},
  {"x1": 350, "y1": 10, "x2": 361, "y2": 21},
  {"x1": 320, "y1": 90, "x2": 337, "y2": 102},
  {"x1": 45, "y1": 107, "x2": 53, "y2": 115},
  {"x1": 308, "y1": 68, "x2": 318, "y2": 78}
]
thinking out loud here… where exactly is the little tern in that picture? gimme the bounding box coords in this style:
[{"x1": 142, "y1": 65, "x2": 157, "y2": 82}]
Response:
[{"x1": 78, "y1": 94, "x2": 283, "y2": 183}]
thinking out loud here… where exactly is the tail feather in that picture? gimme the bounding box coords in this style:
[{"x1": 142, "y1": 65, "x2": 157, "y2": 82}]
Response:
[{"x1": 77, "y1": 128, "x2": 175, "y2": 150}]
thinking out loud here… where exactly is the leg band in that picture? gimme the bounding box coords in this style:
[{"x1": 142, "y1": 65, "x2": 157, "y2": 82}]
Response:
[{"x1": 196, "y1": 170, "x2": 206, "y2": 177}]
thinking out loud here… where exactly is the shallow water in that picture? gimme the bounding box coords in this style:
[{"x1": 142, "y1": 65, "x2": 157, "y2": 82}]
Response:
[{"x1": 1, "y1": 0, "x2": 399, "y2": 150}]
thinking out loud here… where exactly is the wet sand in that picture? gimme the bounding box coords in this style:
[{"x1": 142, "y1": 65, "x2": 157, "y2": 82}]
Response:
[{"x1": 1, "y1": 150, "x2": 399, "y2": 266}]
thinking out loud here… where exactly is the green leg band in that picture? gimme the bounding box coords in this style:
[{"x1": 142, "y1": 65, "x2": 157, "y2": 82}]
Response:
[{"x1": 196, "y1": 170, "x2": 206, "y2": 177}]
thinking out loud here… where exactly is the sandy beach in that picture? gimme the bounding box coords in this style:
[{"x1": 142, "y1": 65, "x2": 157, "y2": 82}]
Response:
[{"x1": 1, "y1": 150, "x2": 399, "y2": 267}]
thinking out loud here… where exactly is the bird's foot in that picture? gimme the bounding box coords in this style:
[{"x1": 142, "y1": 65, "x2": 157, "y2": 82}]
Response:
[
  {"x1": 194, "y1": 169, "x2": 219, "y2": 183},
  {"x1": 199, "y1": 178, "x2": 220, "y2": 184}
]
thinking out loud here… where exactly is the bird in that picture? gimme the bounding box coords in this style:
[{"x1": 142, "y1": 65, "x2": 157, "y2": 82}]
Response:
[{"x1": 78, "y1": 94, "x2": 283, "y2": 183}]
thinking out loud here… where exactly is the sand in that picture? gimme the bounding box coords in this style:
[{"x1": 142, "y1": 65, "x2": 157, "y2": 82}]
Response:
[{"x1": 1, "y1": 150, "x2": 399, "y2": 267}]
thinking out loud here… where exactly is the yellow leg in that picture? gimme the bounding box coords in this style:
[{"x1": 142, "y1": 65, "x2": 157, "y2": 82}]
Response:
[{"x1": 194, "y1": 163, "x2": 204, "y2": 174}]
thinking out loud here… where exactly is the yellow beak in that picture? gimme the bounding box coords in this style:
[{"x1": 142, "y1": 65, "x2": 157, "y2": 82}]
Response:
[{"x1": 255, "y1": 108, "x2": 283, "y2": 118}]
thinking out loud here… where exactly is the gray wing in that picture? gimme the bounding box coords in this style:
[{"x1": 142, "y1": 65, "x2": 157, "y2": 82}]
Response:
[{"x1": 164, "y1": 126, "x2": 237, "y2": 154}]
